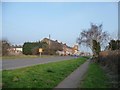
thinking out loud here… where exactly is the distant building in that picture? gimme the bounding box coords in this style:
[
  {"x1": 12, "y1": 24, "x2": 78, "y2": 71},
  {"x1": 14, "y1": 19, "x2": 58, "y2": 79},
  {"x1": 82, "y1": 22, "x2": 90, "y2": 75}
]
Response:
[
  {"x1": 72, "y1": 44, "x2": 79, "y2": 55},
  {"x1": 41, "y1": 38, "x2": 78, "y2": 56},
  {"x1": 7, "y1": 45, "x2": 23, "y2": 55},
  {"x1": 63, "y1": 43, "x2": 73, "y2": 55},
  {"x1": 41, "y1": 38, "x2": 63, "y2": 51}
]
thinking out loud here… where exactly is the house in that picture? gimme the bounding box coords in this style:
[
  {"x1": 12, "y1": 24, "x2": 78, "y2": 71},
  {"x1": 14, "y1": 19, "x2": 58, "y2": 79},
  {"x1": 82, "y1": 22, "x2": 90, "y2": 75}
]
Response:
[
  {"x1": 63, "y1": 44, "x2": 73, "y2": 55},
  {"x1": 72, "y1": 44, "x2": 79, "y2": 55},
  {"x1": 7, "y1": 45, "x2": 23, "y2": 55},
  {"x1": 41, "y1": 38, "x2": 79, "y2": 56}
]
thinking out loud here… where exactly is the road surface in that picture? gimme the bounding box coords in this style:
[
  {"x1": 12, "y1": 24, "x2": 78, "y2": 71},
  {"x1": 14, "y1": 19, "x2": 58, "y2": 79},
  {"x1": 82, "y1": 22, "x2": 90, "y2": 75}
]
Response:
[{"x1": 2, "y1": 56, "x2": 74, "y2": 70}]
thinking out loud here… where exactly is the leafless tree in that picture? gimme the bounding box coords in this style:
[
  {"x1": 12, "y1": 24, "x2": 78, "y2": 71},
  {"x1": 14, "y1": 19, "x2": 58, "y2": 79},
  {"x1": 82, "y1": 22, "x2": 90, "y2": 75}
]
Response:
[
  {"x1": 0, "y1": 40, "x2": 2, "y2": 56},
  {"x1": 77, "y1": 23, "x2": 110, "y2": 55},
  {"x1": 2, "y1": 39, "x2": 10, "y2": 56}
]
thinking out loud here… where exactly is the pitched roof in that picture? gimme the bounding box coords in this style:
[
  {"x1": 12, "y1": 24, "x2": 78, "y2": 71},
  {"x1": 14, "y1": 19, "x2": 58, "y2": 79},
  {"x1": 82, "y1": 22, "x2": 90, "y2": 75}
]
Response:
[{"x1": 41, "y1": 38, "x2": 72, "y2": 49}]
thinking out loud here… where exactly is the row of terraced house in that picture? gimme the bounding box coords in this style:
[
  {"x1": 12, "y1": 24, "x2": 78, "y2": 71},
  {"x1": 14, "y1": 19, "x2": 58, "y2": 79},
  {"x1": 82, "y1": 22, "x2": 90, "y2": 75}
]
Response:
[
  {"x1": 8, "y1": 38, "x2": 80, "y2": 56},
  {"x1": 41, "y1": 38, "x2": 79, "y2": 56}
]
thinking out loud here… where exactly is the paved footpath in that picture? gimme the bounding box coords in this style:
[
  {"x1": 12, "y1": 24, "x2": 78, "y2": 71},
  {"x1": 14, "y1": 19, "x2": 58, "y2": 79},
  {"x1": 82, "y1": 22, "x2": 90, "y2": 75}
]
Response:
[{"x1": 55, "y1": 60, "x2": 90, "y2": 88}]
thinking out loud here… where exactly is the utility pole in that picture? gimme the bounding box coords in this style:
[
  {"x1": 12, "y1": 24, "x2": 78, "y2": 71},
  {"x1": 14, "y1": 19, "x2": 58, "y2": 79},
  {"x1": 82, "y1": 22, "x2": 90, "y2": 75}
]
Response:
[
  {"x1": 49, "y1": 34, "x2": 50, "y2": 48},
  {"x1": 49, "y1": 34, "x2": 51, "y2": 55}
]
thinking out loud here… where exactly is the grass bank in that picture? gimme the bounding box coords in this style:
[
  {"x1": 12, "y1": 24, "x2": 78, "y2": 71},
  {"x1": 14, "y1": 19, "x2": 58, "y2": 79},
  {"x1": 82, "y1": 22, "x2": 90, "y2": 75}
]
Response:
[
  {"x1": 2, "y1": 57, "x2": 86, "y2": 88},
  {"x1": 80, "y1": 63, "x2": 110, "y2": 88}
]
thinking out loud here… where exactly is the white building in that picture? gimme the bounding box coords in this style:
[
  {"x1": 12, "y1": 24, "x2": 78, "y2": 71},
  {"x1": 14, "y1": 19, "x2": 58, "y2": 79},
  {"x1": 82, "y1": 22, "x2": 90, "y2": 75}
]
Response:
[
  {"x1": 7, "y1": 45, "x2": 23, "y2": 55},
  {"x1": 13, "y1": 47, "x2": 22, "y2": 52}
]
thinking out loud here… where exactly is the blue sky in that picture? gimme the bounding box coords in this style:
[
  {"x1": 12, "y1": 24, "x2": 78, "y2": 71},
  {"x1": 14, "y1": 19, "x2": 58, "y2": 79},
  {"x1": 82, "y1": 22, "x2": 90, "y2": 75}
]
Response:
[{"x1": 2, "y1": 2, "x2": 118, "y2": 52}]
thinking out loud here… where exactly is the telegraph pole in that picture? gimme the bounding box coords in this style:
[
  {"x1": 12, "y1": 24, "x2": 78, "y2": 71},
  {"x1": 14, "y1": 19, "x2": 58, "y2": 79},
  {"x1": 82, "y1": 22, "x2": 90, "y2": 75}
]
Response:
[
  {"x1": 49, "y1": 34, "x2": 51, "y2": 55},
  {"x1": 49, "y1": 34, "x2": 50, "y2": 48}
]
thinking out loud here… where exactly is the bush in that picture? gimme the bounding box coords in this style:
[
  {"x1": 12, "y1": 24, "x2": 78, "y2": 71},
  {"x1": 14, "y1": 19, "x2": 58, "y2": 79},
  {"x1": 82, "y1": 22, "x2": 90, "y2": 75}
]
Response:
[
  {"x1": 31, "y1": 47, "x2": 39, "y2": 55},
  {"x1": 109, "y1": 40, "x2": 120, "y2": 50},
  {"x1": 2, "y1": 40, "x2": 10, "y2": 56},
  {"x1": 99, "y1": 50, "x2": 119, "y2": 88},
  {"x1": 99, "y1": 50, "x2": 119, "y2": 74},
  {"x1": 23, "y1": 42, "x2": 42, "y2": 55}
]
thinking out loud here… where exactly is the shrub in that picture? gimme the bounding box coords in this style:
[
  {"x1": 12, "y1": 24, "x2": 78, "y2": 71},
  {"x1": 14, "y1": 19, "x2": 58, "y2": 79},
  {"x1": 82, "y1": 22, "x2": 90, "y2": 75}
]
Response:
[
  {"x1": 109, "y1": 40, "x2": 120, "y2": 50},
  {"x1": 99, "y1": 50, "x2": 119, "y2": 88},
  {"x1": 23, "y1": 42, "x2": 48, "y2": 55},
  {"x1": 31, "y1": 47, "x2": 39, "y2": 55},
  {"x1": 2, "y1": 40, "x2": 10, "y2": 56},
  {"x1": 99, "y1": 50, "x2": 119, "y2": 74}
]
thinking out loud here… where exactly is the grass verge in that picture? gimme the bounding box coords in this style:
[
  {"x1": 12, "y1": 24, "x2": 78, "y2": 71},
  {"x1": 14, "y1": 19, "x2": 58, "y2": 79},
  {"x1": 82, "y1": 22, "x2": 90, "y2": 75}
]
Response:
[
  {"x1": 80, "y1": 63, "x2": 111, "y2": 88},
  {"x1": 2, "y1": 57, "x2": 86, "y2": 88},
  {"x1": 2, "y1": 55, "x2": 54, "y2": 60}
]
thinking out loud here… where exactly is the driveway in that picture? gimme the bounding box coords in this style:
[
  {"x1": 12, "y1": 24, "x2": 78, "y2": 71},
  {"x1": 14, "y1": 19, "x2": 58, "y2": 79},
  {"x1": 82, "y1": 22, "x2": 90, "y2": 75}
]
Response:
[{"x1": 2, "y1": 56, "x2": 74, "y2": 70}]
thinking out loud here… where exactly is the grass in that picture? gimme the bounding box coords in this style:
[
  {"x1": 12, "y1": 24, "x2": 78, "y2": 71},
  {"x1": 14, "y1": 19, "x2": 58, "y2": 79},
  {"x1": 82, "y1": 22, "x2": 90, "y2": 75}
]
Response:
[
  {"x1": 80, "y1": 63, "x2": 111, "y2": 88},
  {"x1": 2, "y1": 57, "x2": 86, "y2": 88},
  {"x1": 1, "y1": 55, "x2": 55, "y2": 60},
  {"x1": 81, "y1": 56, "x2": 91, "y2": 59}
]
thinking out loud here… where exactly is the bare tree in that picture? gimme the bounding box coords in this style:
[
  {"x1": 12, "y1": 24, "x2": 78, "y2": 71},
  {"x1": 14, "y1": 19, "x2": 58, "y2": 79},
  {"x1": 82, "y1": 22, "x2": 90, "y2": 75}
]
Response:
[
  {"x1": 0, "y1": 40, "x2": 2, "y2": 56},
  {"x1": 77, "y1": 23, "x2": 109, "y2": 55},
  {"x1": 2, "y1": 39, "x2": 10, "y2": 56}
]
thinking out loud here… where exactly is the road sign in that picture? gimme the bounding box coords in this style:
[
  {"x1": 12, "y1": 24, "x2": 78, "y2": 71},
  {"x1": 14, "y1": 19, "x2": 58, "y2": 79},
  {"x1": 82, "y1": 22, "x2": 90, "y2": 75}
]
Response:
[{"x1": 39, "y1": 48, "x2": 43, "y2": 52}]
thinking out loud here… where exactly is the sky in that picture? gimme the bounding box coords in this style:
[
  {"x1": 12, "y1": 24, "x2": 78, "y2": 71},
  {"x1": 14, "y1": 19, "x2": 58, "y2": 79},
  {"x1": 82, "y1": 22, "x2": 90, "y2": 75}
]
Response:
[
  {"x1": 1, "y1": 1, "x2": 118, "y2": 52},
  {"x1": 118, "y1": 2, "x2": 120, "y2": 40}
]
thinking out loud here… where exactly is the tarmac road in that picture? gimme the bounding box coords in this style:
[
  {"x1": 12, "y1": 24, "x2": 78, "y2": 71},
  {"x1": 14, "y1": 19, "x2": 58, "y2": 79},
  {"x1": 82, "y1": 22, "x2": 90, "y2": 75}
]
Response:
[{"x1": 2, "y1": 56, "x2": 75, "y2": 70}]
